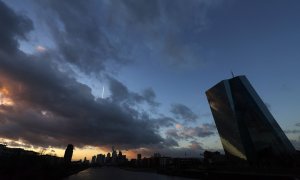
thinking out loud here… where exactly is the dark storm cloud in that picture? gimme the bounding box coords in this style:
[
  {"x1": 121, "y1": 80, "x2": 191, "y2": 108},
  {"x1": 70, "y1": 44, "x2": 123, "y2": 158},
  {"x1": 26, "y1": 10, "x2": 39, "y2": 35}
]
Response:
[
  {"x1": 36, "y1": 0, "x2": 128, "y2": 74},
  {"x1": 122, "y1": 0, "x2": 160, "y2": 24},
  {"x1": 0, "y1": 1, "x2": 33, "y2": 53},
  {"x1": 166, "y1": 129, "x2": 180, "y2": 139},
  {"x1": 0, "y1": 1, "x2": 162, "y2": 148},
  {"x1": 153, "y1": 117, "x2": 177, "y2": 128},
  {"x1": 107, "y1": 77, "x2": 159, "y2": 107},
  {"x1": 0, "y1": 55, "x2": 162, "y2": 148},
  {"x1": 166, "y1": 123, "x2": 216, "y2": 140},
  {"x1": 142, "y1": 88, "x2": 160, "y2": 107},
  {"x1": 163, "y1": 137, "x2": 179, "y2": 147},
  {"x1": 0, "y1": 0, "x2": 223, "y2": 156},
  {"x1": 153, "y1": 0, "x2": 219, "y2": 67},
  {"x1": 108, "y1": 77, "x2": 131, "y2": 103},
  {"x1": 32, "y1": 0, "x2": 221, "y2": 74},
  {"x1": 170, "y1": 103, "x2": 198, "y2": 122},
  {"x1": 296, "y1": 123, "x2": 300, "y2": 127}
]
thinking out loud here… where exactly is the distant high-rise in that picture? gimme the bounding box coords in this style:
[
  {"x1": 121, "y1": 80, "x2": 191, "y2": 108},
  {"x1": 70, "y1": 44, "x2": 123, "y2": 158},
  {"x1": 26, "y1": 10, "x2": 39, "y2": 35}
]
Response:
[
  {"x1": 106, "y1": 152, "x2": 111, "y2": 163},
  {"x1": 137, "y1": 154, "x2": 142, "y2": 160},
  {"x1": 64, "y1": 144, "x2": 74, "y2": 163},
  {"x1": 107, "y1": 152, "x2": 111, "y2": 158},
  {"x1": 153, "y1": 152, "x2": 161, "y2": 158},
  {"x1": 96, "y1": 154, "x2": 105, "y2": 165},
  {"x1": 91, "y1": 155, "x2": 96, "y2": 164},
  {"x1": 112, "y1": 146, "x2": 117, "y2": 163},
  {"x1": 206, "y1": 75, "x2": 295, "y2": 164}
]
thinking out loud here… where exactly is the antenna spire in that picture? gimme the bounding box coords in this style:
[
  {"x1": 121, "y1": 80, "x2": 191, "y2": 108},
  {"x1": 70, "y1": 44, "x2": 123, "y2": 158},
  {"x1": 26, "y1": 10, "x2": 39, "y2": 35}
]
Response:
[{"x1": 231, "y1": 71, "x2": 235, "y2": 78}]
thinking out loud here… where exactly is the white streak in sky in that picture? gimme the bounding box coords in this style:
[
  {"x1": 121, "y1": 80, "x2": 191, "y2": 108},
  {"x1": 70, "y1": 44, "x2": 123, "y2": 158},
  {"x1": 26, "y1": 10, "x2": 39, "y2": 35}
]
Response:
[{"x1": 101, "y1": 86, "x2": 105, "y2": 99}]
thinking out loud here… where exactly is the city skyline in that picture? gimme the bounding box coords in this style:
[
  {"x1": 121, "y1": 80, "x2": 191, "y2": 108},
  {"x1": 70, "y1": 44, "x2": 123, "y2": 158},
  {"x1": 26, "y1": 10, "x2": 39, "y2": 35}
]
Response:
[{"x1": 0, "y1": 0, "x2": 300, "y2": 161}]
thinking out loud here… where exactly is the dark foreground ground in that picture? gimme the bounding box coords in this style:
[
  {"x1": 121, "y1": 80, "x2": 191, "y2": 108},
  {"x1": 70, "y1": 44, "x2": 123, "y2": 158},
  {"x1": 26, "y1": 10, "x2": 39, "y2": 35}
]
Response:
[
  {"x1": 65, "y1": 166, "x2": 192, "y2": 180},
  {"x1": 64, "y1": 166, "x2": 300, "y2": 180},
  {"x1": 0, "y1": 156, "x2": 88, "y2": 180},
  {"x1": 0, "y1": 165, "x2": 88, "y2": 180},
  {"x1": 1, "y1": 164, "x2": 299, "y2": 180},
  {"x1": 158, "y1": 168, "x2": 300, "y2": 180}
]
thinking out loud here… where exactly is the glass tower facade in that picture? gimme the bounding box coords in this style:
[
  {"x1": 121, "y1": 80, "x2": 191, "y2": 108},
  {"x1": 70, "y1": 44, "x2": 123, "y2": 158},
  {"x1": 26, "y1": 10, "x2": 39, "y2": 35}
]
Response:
[{"x1": 206, "y1": 76, "x2": 295, "y2": 164}]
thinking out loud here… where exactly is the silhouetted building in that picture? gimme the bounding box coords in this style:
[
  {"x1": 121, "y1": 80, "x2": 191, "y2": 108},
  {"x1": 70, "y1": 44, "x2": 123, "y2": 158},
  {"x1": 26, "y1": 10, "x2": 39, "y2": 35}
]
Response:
[
  {"x1": 203, "y1": 150, "x2": 226, "y2": 165},
  {"x1": 137, "y1": 154, "x2": 142, "y2": 160},
  {"x1": 96, "y1": 154, "x2": 105, "y2": 165},
  {"x1": 83, "y1": 157, "x2": 89, "y2": 164},
  {"x1": 153, "y1": 152, "x2": 161, "y2": 158},
  {"x1": 136, "y1": 154, "x2": 142, "y2": 166},
  {"x1": 116, "y1": 150, "x2": 127, "y2": 164},
  {"x1": 203, "y1": 150, "x2": 220, "y2": 162},
  {"x1": 0, "y1": 144, "x2": 39, "y2": 157},
  {"x1": 91, "y1": 155, "x2": 96, "y2": 164},
  {"x1": 172, "y1": 158, "x2": 202, "y2": 169},
  {"x1": 159, "y1": 157, "x2": 172, "y2": 168},
  {"x1": 42, "y1": 154, "x2": 64, "y2": 165},
  {"x1": 112, "y1": 146, "x2": 117, "y2": 164},
  {"x1": 106, "y1": 152, "x2": 111, "y2": 163},
  {"x1": 118, "y1": 150, "x2": 122, "y2": 158},
  {"x1": 63, "y1": 144, "x2": 74, "y2": 163},
  {"x1": 206, "y1": 75, "x2": 296, "y2": 165},
  {"x1": 122, "y1": 155, "x2": 127, "y2": 162}
]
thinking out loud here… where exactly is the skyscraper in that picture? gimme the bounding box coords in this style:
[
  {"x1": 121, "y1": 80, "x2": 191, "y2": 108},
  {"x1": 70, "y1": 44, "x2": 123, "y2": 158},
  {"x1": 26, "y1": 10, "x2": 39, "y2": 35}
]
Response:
[
  {"x1": 64, "y1": 144, "x2": 74, "y2": 163},
  {"x1": 137, "y1": 154, "x2": 142, "y2": 160},
  {"x1": 206, "y1": 75, "x2": 295, "y2": 164},
  {"x1": 112, "y1": 146, "x2": 117, "y2": 164}
]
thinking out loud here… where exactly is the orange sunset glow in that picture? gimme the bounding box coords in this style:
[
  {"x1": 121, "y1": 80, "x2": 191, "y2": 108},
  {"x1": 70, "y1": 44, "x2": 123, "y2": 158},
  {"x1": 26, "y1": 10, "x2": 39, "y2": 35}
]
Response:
[
  {"x1": 1, "y1": 137, "x2": 136, "y2": 161},
  {"x1": 0, "y1": 87, "x2": 14, "y2": 106},
  {"x1": 1, "y1": 0, "x2": 300, "y2": 179}
]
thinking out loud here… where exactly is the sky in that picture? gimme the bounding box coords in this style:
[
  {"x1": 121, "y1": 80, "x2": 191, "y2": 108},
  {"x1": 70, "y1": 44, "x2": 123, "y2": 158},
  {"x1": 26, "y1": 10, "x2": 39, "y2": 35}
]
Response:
[{"x1": 0, "y1": 0, "x2": 300, "y2": 160}]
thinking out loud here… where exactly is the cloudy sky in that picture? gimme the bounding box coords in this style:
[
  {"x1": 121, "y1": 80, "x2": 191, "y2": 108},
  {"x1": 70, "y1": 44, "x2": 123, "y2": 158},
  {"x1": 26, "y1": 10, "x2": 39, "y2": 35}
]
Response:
[{"x1": 0, "y1": 0, "x2": 300, "y2": 160}]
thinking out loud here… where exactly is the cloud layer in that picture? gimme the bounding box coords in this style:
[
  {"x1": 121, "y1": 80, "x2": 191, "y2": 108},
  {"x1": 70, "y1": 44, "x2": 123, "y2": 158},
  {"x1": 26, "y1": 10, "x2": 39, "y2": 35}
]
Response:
[
  {"x1": 0, "y1": 0, "x2": 221, "y2": 156},
  {"x1": 0, "y1": 1, "x2": 163, "y2": 149},
  {"x1": 34, "y1": 0, "x2": 221, "y2": 73},
  {"x1": 170, "y1": 103, "x2": 199, "y2": 122}
]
